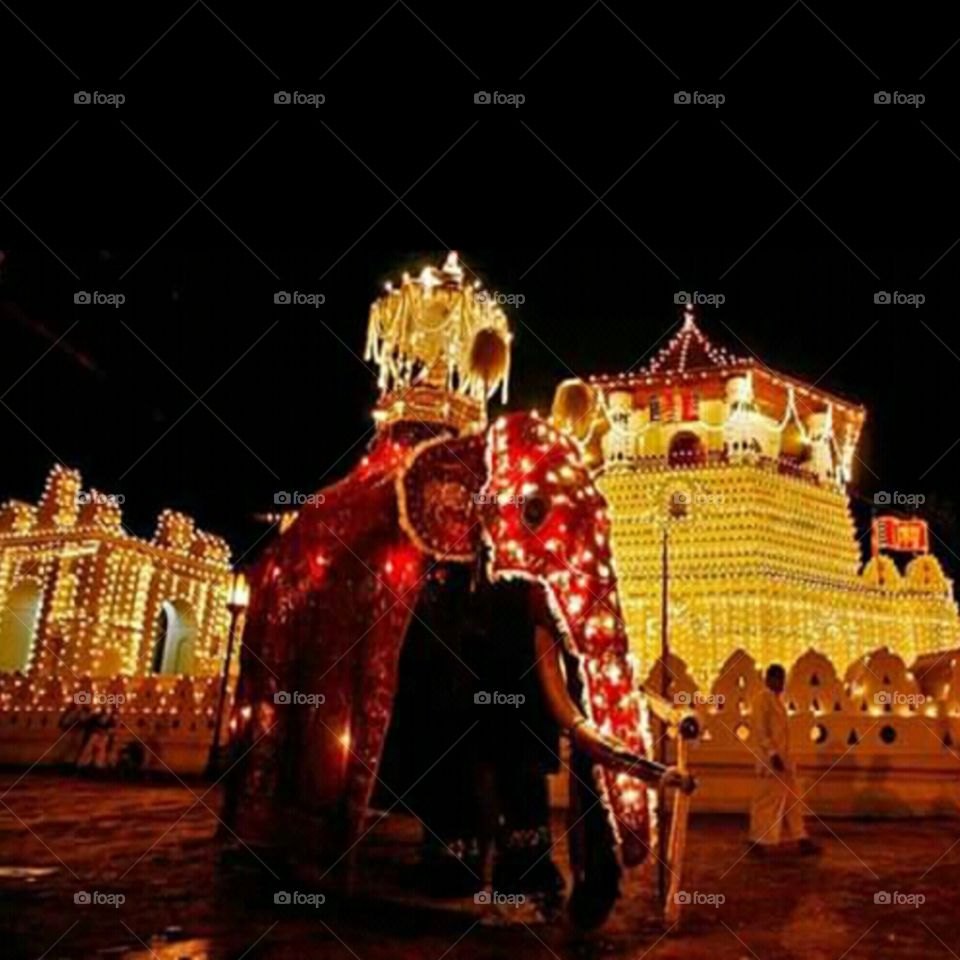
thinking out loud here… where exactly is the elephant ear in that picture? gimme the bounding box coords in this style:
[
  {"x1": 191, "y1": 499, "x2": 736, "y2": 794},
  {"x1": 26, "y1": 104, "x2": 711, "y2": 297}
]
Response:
[{"x1": 397, "y1": 434, "x2": 488, "y2": 562}]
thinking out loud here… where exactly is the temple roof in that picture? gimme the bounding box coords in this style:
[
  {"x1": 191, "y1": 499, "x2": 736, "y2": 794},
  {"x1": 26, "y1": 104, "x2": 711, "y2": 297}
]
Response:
[
  {"x1": 588, "y1": 306, "x2": 864, "y2": 420},
  {"x1": 642, "y1": 306, "x2": 745, "y2": 375}
]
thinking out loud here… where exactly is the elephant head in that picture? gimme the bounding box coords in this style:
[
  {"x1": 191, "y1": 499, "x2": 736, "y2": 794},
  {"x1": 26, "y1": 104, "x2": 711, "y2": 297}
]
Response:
[{"x1": 397, "y1": 412, "x2": 659, "y2": 867}]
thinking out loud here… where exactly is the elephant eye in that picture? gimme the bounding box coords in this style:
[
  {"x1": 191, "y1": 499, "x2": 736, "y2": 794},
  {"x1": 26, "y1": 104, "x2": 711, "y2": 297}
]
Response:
[{"x1": 521, "y1": 496, "x2": 549, "y2": 529}]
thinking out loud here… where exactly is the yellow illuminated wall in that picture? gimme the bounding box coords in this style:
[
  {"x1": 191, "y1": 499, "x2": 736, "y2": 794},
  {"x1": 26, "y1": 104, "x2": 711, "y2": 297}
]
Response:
[
  {"x1": 0, "y1": 465, "x2": 232, "y2": 680},
  {"x1": 601, "y1": 461, "x2": 959, "y2": 685}
]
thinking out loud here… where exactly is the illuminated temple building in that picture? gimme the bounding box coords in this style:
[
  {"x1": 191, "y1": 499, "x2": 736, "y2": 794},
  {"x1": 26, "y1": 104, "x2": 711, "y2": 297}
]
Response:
[
  {"x1": 555, "y1": 307, "x2": 960, "y2": 683},
  {"x1": 554, "y1": 307, "x2": 960, "y2": 814},
  {"x1": 0, "y1": 464, "x2": 236, "y2": 771}
]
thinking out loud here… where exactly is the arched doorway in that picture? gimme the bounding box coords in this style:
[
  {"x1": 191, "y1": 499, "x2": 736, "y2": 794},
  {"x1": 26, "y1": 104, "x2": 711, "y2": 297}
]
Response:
[
  {"x1": 152, "y1": 599, "x2": 198, "y2": 675},
  {"x1": 0, "y1": 579, "x2": 43, "y2": 672},
  {"x1": 668, "y1": 431, "x2": 706, "y2": 466}
]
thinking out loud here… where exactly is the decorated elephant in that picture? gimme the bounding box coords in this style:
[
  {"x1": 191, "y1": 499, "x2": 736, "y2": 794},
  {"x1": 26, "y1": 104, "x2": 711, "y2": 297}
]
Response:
[{"x1": 222, "y1": 254, "x2": 690, "y2": 927}]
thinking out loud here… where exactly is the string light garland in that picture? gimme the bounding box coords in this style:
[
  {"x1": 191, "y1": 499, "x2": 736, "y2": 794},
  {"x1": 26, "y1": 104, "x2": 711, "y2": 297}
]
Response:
[
  {"x1": 645, "y1": 306, "x2": 745, "y2": 375},
  {"x1": 0, "y1": 464, "x2": 234, "y2": 690},
  {"x1": 366, "y1": 251, "x2": 513, "y2": 432},
  {"x1": 550, "y1": 314, "x2": 957, "y2": 696}
]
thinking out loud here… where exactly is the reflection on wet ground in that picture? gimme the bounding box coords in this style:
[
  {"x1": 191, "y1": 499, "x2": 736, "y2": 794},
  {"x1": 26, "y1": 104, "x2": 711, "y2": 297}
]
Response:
[{"x1": 1, "y1": 772, "x2": 958, "y2": 959}]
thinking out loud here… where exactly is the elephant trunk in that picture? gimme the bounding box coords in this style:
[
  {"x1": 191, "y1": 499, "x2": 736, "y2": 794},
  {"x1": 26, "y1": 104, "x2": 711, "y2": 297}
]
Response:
[{"x1": 534, "y1": 623, "x2": 666, "y2": 784}]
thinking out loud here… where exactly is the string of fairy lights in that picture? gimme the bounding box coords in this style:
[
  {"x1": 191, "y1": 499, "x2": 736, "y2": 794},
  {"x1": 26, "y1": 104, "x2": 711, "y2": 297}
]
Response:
[
  {"x1": 567, "y1": 315, "x2": 960, "y2": 701},
  {"x1": 0, "y1": 465, "x2": 233, "y2": 708}
]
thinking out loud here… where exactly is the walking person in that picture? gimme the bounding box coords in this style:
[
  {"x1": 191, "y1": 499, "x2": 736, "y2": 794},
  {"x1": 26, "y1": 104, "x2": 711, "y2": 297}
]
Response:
[
  {"x1": 749, "y1": 664, "x2": 819, "y2": 856},
  {"x1": 76, "y1": 708, "x2": 117, "y2": 773},
  {"x1": 55, "y1": 702, "x2": 92, "y2": 770}
]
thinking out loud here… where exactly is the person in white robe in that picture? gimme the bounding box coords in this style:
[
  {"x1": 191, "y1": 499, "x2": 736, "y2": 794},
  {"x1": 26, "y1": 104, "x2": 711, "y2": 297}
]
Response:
[{"x1": 749, "y1": 664, "x2": 818, "y2": 855}]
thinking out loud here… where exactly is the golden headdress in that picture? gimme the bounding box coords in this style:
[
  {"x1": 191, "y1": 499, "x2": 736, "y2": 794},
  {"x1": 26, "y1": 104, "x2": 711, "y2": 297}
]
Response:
[{"x1": 365, "y1": 252, "x2": 512, "y2": 433}]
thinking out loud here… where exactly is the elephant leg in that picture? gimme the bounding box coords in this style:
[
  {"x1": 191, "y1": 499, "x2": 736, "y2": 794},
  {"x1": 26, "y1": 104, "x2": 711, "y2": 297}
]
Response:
[
  {"x1": 492, "y1": 759, "x2": 564, "y2": 905},
  {"x1": 567, "y1": 748, "x2": 622, "y2": 930}
]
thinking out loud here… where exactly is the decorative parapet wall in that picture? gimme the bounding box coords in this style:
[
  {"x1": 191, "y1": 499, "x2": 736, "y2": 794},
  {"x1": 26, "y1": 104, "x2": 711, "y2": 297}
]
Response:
[
  {"x1": 0, "y1": 465, "x2": 237, "y2": 774},
  {"x1": 649, "y1": 646, "x2": 960, "y2": 816},
  {"x1": 0, "y1": 673, "x2": 226, "y2": 775}
]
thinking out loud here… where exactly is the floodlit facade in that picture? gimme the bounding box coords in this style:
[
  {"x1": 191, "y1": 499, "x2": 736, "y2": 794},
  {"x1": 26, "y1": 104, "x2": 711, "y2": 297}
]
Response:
[
  {"x1": 553, "y1": 309, "x2": 960, "y2": 814},
  {"x1": 0, "y1": 464, "x2": 235, "y2": 772}
]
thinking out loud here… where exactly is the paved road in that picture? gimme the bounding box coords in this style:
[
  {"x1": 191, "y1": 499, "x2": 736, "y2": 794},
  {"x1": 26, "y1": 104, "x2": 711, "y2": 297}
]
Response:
[{"x1": 0, "y1": 771, "x2": 958, "y2": 959}]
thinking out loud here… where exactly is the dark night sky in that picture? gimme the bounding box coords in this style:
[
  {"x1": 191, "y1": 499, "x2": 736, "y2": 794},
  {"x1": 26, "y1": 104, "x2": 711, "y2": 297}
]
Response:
[{"x1": 1, "y1": 3, "x2": 959, "y2": 575}]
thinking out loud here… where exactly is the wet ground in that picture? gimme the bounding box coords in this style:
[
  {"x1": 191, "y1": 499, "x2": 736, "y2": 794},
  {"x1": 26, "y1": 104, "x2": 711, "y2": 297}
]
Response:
[{"x1": 1, "y1": 771, "x2": 958, "y2": 959}]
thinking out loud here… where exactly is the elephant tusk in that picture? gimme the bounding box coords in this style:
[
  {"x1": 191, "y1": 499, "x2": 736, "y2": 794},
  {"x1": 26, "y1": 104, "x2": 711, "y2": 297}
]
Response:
[{"x1": 534, "y1": 626, "x2": 668, "y2": 784}]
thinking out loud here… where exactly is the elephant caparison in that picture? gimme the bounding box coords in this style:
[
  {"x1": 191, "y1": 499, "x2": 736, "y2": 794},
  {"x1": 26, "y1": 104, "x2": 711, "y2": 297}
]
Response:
[{"x1": 224, "y1": 412, "x2": 669, "y2": 926}]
